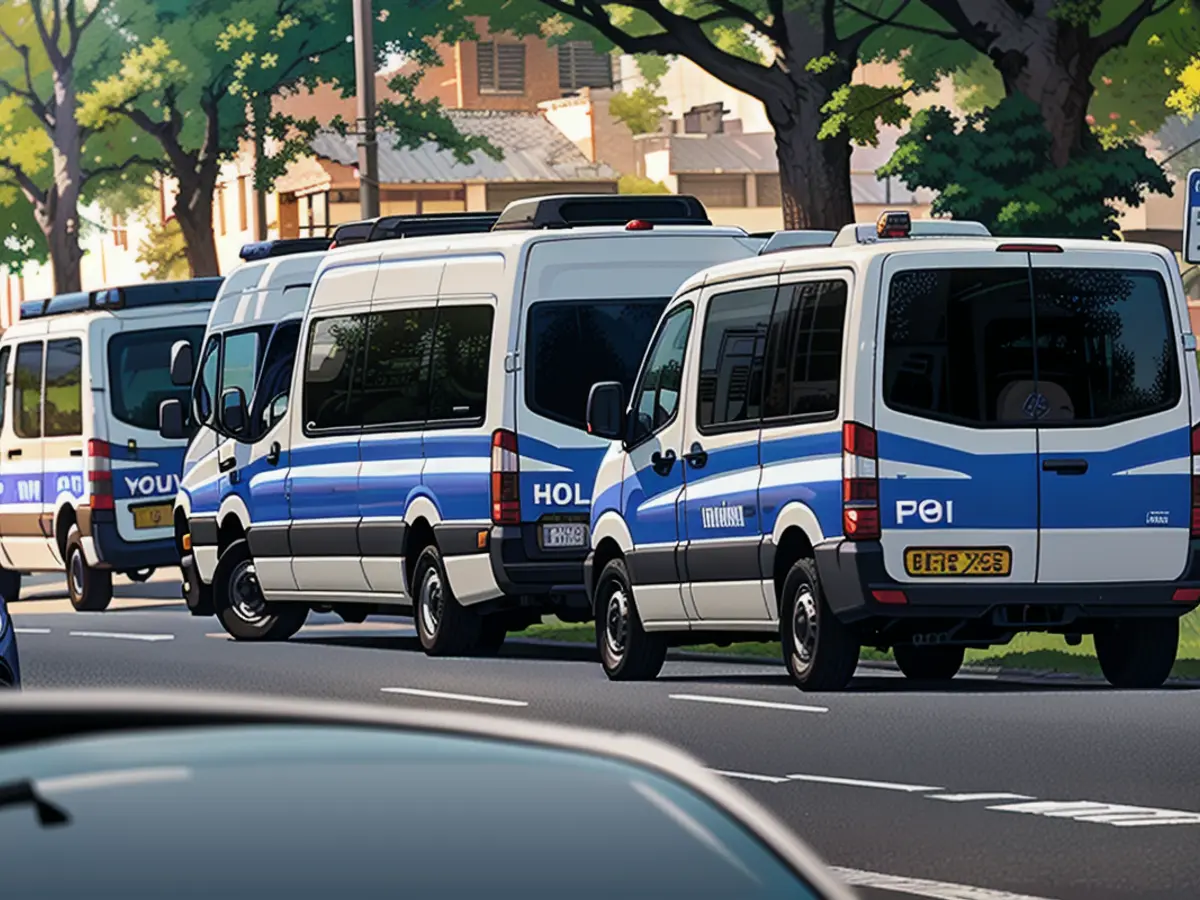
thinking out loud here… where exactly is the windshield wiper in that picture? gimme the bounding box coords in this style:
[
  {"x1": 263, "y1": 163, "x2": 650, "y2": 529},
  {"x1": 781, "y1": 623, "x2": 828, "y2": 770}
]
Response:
[{"x1": 0, "y1": 779, "x2": 71, "y2": 827}]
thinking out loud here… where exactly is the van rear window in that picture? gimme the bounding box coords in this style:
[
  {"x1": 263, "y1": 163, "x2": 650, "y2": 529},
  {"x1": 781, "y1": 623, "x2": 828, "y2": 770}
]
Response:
[
  {"x1": 108, "y1": 326, "x2": 205, "y2": 431},
  {"x1": 882, "y1": 267, "x2": 1180, "y2": 427},
  {"x1": 526, "y1": 298, "x2": 669, "y2": 430}
]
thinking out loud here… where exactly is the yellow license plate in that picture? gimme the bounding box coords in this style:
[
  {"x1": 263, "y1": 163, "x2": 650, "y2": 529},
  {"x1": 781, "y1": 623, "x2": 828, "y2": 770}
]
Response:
[
  {"x1": 132, "y1": 503, "x2": 172, "y2": 530},
  {"x1": 904, "y1": 547, "x2": 1011, "y2": 577}
]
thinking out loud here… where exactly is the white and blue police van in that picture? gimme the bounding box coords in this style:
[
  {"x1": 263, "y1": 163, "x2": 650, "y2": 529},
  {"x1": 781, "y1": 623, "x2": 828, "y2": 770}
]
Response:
[
  {"x1": 584, "y1": 211, "x2": 1200, "y2": 691},
  {"x1": 0, "y1": 279, "x2": 221, "y2": 611},
  {"x1": 195, "y1": 194, "x2": 763, "y2": 650}
]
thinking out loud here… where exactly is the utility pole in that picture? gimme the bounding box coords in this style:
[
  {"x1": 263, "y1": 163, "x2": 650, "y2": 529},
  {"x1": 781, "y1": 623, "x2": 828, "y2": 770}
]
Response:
[{"x1": 353, "y1": 0, "x2": 379, "y2": 219}]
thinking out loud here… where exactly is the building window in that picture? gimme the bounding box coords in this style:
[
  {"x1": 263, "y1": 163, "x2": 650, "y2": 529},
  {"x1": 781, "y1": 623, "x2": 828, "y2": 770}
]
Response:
[
  {"x1": 238, "y1": 175, "x2": 248, "y2": 231},
  {"x1": 677, "y1": 174, "x2": 747, "y2": 209},
  {"x1": 111, "y1": 213, "x2": 128, "y2": 250},
  {"x1": 557, "y1": 41, "x2": 613, "y2": 92},
  {"x1": 478, "y1": 41, "x2": 526, "y2": 94}
]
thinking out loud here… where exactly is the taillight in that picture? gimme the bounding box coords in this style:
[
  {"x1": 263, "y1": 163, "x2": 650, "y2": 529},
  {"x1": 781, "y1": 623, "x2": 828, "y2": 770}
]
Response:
[
  {"x1": 88, "y1": 439, "x2": 113, "y2": 511},
  {"x1": 491, "y1": 429, "x2": 520, "y2": 525},
  {"x1": 843, "y1": 422, "x2": 879, "y2": 541},
  {"x1": 1191, "y1": 425, "x2": 1200, "y2": 538}
]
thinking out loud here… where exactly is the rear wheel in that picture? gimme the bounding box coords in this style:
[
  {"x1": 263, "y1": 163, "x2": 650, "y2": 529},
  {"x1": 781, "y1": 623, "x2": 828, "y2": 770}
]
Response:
[
  {"x1": 1094, "y1": 617, "x2": 1178, "y2": 689},
  {"x1": 214, "y1": 539, "x2": 307, "y2": 641},
  {"x1": 0, "y1": 566, "x2": 20, "y2": 605},
  {"x1": 893, "y1": 643, "x2": 964, "y2": 681},
  {"x1": 595, "y1": 558, "x2": 666, "y2": 681},
  {"x1": 474, "y1": 617, "x2": 508, "y2": 656},
  {"x1": 413, "y1": 545, "x2": 481, "y2": 656},
  {"x1": 65, "y1": 526, "x2": 113, "y2": 612},
  {"x1": 780, "y1": 558, "x2": 859, "y2": 692}
]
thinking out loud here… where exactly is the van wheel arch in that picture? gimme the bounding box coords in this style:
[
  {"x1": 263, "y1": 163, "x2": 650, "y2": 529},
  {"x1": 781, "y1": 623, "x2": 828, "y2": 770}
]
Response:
[
  {"x1": 55, "y1": 505, "x2": 78, "y2": 560},
  {"x1": 405, "y1": 518, "x2": 437, "y2": 596},
  {"x1": 590, "y1": 538, "x2": 624, "y2": 613},
  {"x1": 217, "y1": 515, "x2": 247, "y2": 557},
  {"x1": 773, "y1": 526, "x2": 815, "y2": 612},
  {"x1": 174, "y1": 508, "x2": 190, "y2": 556}
]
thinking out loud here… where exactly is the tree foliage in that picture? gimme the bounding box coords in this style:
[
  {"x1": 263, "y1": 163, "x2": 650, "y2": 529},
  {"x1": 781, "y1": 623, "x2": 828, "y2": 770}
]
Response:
[
  {"x1": 880, "y1": 95, "x2": 1171, "y2": 238},
  {"x1": 136, "y1": 217, "x2": 189, "y2": 281},
  {"x1": 609, "y1": 86, "x2": 669, "y2": 135}
]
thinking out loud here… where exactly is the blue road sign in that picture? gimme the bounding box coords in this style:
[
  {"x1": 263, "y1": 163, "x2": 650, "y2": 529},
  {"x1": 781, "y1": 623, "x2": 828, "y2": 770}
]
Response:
[{"x1": 1186, "y1": 168, "x2": 1200, "y2": 264}]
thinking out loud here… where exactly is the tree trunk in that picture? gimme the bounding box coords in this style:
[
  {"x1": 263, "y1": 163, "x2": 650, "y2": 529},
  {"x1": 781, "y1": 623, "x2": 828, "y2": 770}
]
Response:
[
  {"x1": 173, "y1": 170, "x2": 221, "y2": 277},
  {"x1": 46, "y1": 52, "x2": 85, "y2": 293}
]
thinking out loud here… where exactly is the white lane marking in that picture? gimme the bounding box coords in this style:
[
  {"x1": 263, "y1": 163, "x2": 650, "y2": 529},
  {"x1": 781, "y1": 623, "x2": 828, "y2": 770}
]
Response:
[
  {"x1": 789, "y1": 773, "x2": 943, "y2": 792},
  {"x1": 68, "y1": 631, "x2": 175, "y2": 642},
  {"x1": 832, "y1": 866, "x2": 1061, "y2": 900},
  {"x1": 669, "y1": 693, "x2": 828, "y2": 714},
  {"x1": 38, "y1": 766, "x2": 191, "y2": 795},
  {"x1": 709, "y1": 769, "x2": 791, "y2": 784},
  {"x1": 988, "y1": 799, "x2": 1200, "y2": 827},
  {"x1": 380, "y1": 687, "x2": 528, "y2": 708},
  {"x1": 931, "y1": 792, "x2": 1035, "y2": 803},
  {"x1": 14, "y1": 627, "x2": 51, "y2": 634}
]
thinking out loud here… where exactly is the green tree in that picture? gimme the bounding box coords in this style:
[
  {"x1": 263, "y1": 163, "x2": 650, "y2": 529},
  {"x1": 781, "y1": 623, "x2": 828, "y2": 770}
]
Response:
[
  {"x1": 136, "y1": 217, "x2": 189, "y2": 281},
  {"x1": 79, "y1": 0, "x2": 496, "y2": 277},
  {"x1": 0, "y1": 0, "x2": 153, "y2": 291},
  {"x1": 481, "y1": 1, "x2": 946, "y2": 230},
  {"x1": 609, "y1": 86, "x2": 669, "y2": 135}
]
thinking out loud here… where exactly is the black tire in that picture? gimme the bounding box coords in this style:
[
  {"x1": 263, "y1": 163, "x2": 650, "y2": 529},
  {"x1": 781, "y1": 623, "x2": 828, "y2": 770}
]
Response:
[
  {"x1": 1094, "y1": 617, "x2": 1179, "y2": 689},
  {"x1": 180, "y1": 557, "x2": 215, "y2": 617},
  {"x1": 126, "y1": 568, "x2": 155, "y2": 583},
  {"x1": 0, "y1": 566, "x2": 20, "y2": 605},
  {"x1": 474, "y1": 617, "x2": 508, "y2": 656},
  {"x1": 893, "y1": 643, "x2": 965, "y2": 681},
  {"x1": 780, "y1": 557, "x2": 860, "y2": 692},
  {"x1": 213, "y1": 539, "x2": 307, "y2": 641},
  {"x1": 65, "y1": 526, "x2": 113, "y2": 612},
  {"x1": 594, "y1": 557, "x2": 666, "y2": 681},
  {"x1": 413, "y1": 544, "x2": 481, "y2": 656}
]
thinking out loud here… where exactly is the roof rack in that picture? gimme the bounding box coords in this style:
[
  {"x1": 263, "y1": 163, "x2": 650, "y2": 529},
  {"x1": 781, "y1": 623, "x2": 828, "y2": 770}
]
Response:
[
  {"x1": 491, "y1": 194, "x2": 711, "y2": 231},
  {"x1": 239, "y1": 238, "x2": 332, "y2": 261},
  {"x1": 367, "y1": 211, "x2": 499, "y2": 242},
  {"x1": 833, "y1": 211, "x2": 991, "y2": 247},
  {"x1": 757, "y1": 230, "x2": 838, "y2": 255},
  {"x1": 328, "y1": 219, "x2": 378, "y2": 248},
  {"x1": 19, "y1": 277, "x2": 223, "y2": 320}
]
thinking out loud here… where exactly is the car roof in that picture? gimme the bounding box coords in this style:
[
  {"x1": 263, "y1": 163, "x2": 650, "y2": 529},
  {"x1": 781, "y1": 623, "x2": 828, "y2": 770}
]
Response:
[{"x1": 0, "y1": 689, "x2": 852, "y2": 899}]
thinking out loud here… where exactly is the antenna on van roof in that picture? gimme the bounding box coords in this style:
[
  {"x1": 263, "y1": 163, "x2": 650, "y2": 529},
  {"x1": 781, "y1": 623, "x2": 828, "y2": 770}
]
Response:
[{"x1": 491, "y1": 194, "x2": 711, "y2": 231}]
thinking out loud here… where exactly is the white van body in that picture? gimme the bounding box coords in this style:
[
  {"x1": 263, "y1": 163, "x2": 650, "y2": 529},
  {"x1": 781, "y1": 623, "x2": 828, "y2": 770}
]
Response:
[
  {"x1": 586, "y1": 227, "x2": 1200, "y2": 690},
  {"x1": 174, "y1": 252, "x2": 325, "y2": 614},
  {"x1": 205, "y1": 224, "x2": 761, "y2": 646},
  {"x1": 0, "y1": 281, "x2": 219, "y2": 610}
]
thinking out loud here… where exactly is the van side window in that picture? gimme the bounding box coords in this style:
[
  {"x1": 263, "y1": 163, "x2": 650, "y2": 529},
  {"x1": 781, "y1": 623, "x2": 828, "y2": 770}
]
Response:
[
  {"x1": 696, "y1": 287, "x2": 775, "y2": 432},
  {"x1": 304, "y1": 314, "x2": 367, "y2": 432},
  {"x1": 429, "y1": 305, "x2": 494, "y2": 425},
  {"x1": 45, "y1": 338, "x2": 83, "y2": 437},
  {"x1": 361, "y1": 307, "x2": 436, "y2": 428},
  {"x1": 14, "y1": 342, "x2": 43, "y2": 439},
  {"x1": 762, "y1": 280, "x2": 847, "y2": 420},
  {"x1": 250, "y1": 321, "x2": 302, "y2": 436},
  {"x1": 195, "y1": 336, "x2": 220, "y2": 425},
  {"x1": 221, "y1": 330, "x2": 260, "y2": 426},
  {"x1": 0, "y1": 347, "x2": 10, "y2": 430},
  {"x1": 631, "y1": 304, "x2": 694, "y2": 443},
  {"x1": 108, "y1": 326, "x2": 206, "y2": 432}
]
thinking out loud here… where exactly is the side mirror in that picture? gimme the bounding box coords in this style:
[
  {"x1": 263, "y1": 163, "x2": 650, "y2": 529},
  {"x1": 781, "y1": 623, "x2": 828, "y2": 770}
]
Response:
[
  {"x1": 221, "y1": 387, "x2": 248, "y2": 437},
  {"x1": 586, "y1": 381, "x2": 626, "y2": 441},
  {"x1": 158, "y1": 398, "x2": 185, "y2": 440},
  {"x1": 169, "y1": 340, "x2": 195, "y2": 387}
]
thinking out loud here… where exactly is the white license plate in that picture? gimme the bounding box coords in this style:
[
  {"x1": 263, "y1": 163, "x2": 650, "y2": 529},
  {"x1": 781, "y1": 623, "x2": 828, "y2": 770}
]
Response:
[{"x1": 542, "y1": 523, "x2": 588, "y2": 549}]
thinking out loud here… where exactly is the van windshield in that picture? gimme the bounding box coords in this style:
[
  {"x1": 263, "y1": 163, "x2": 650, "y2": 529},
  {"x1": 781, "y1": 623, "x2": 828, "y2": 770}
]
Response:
[
  {"x1": 526, "y1": 298, "x2": 669, "y2": 430},
  {"x1": 108, "y1": 325, "x2": 206, "y2": 431}
]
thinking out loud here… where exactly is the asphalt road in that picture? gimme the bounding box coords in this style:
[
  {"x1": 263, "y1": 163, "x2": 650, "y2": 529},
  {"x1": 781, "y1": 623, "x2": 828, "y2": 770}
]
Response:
[{"x1": 8, "y1": 571, "x2": 1200, "y2": 900}]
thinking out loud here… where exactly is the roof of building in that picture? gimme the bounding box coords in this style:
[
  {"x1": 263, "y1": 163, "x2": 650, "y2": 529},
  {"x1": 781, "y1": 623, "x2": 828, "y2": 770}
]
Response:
[{"x1": 309, "y1": 110, "x2": 618, "y2": 185}]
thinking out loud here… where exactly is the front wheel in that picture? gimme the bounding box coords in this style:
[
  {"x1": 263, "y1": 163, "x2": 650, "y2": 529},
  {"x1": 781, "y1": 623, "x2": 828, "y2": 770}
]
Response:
[
  {"x1": 780, "y1": 557, "x2": 859, "y2": 692},
  {"x1": 413, "y1": 545, "x2": 481, "y2": 656},
  {"x1": 213, "y1": 539, "x2": 307, "y2": 641},
  {"x1": 893, "y1": 643, "x2": 964, "y2": 681},
  {"x1": 65, "y1": 526, "x2": 113, "y2": 612},
  {"x1": 595, "y1": 558, "x2": 666, "y2": 681},
  {"x1": 1094, "y1": 617, "x2": 1178, "y2": 689}
]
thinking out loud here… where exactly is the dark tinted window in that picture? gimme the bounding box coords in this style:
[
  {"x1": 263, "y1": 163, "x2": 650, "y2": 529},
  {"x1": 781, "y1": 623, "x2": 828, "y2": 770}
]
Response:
[
  {"x1": 883, "y1": 268, "x2": 1034, "y2": 425},
  {"x1": 304, "y1": 315, "x2": 366, "y2": 432},
  {"x1": 1031, "y1": 268, "x2": 1180, "y2": 423},
  {"x1": 194, "y1": 336, "x2": 220, "y2": 425},
  {"x1": 14, "y1": 341, "x2": 42, "y2": 439},
  {"x1": 221, "y1": 330, "x2": 261, "y2": 406},
  {"x1": 0, "y1": 347, "x2": 11, "y2": 430},
  {"x1": 429, "y1": 306, "x2": 493, "y2": 424},
  {"x1": 108, "y1": 326, "x2": 205, "y2": 431},
  {"x1": 763, "y1": 281, "x2": 846, "y2": 420},
  {"x1": 697, "y1": 287, "x2": 775, "y2": 431},
  {"x1": 361, "y1": 307, "x2": 436, "y2": 428},
  {"x1": 526, "y1": 298, "x2": 668, "y2": 430},
  {"x1": 45, "y1": 338, "x2": 83, "y2": 437},
  {"x1": 631, "y1": 305, "x2": 693, "y2": 442},
  {"x1": 250, "y1": 321, "x2": 302, "y2": 436}
]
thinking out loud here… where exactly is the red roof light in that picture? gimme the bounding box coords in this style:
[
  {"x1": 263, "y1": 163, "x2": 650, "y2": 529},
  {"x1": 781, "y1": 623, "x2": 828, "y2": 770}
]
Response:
[{"x1": 625, "y1": 219, "x2": 654, "y2": 231}]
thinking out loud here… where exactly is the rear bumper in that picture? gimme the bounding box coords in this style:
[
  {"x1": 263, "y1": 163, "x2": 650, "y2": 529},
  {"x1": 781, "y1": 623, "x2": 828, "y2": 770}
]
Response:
[
  {"x1": 87, "y1": 509, "x2": 179, "y2": 572},
  {"x1": 488, "y1": 524, "x2": 587, "y2": 599},
  {"x1": 815, "y1": 539, "x2": 1200, "y2": 622}
]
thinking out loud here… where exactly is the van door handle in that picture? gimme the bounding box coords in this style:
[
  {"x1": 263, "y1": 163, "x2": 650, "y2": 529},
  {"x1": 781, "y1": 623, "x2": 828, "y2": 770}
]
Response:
[
  {"x1": 683, "y1": 442, "x2": 708, "y2": 469},
  {"x1": 1042, "y1": 458, "x2": 1088, "y2": 475},
  {"x1": 266, "y1": 441, "x2": 281, "y2": 466},
  {"x1": 650, "y1": 449, "x2": 676, "y2": 476},
  {"x1": 218, "y1": 456, "x2": 236, "y2": 472},
  {"x1": 69, "y1": 448, "x2": 83, "y2": 457},
  {"x1": 6, "y1": 449, "x2": 20, "y2": 459}
]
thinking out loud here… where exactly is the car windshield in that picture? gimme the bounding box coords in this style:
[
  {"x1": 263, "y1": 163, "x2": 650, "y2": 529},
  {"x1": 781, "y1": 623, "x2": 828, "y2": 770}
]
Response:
[
  {"x1": 107, "y1": 325, "x2": 206, "y2": 431},
  {"x1": 0, "y1": 725, "x2": 817, "y2": 899}
]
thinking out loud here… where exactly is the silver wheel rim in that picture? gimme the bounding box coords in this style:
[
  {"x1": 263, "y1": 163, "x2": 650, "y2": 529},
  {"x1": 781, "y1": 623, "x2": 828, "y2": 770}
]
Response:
[
  {"x1": 69, "y1": 549, "x2": 85, "y2": 599},
  {"x1": 792, "y1": 586, "x2": 818, "y2": 672},
  {"x1": 229, "y1": 559, "x2": 267, "y2": 623},
  {"x1": 605, "y1": 587, "x2": 630, "y2": 659},
  {"x1": 419, "y1": 568, "x2": 443, "y2": 638}
]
